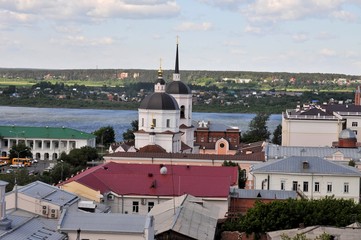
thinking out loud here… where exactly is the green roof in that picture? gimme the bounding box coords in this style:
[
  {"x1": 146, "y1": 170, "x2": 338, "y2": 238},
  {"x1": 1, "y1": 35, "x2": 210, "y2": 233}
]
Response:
[{"x1": 0, "y1": 126, "x2": 95, "y2": 140}]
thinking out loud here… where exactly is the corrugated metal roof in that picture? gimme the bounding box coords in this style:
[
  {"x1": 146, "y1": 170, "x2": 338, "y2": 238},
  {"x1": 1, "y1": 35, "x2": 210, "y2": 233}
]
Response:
[
  {"x1": 268, "y1": 225, "x2": 361, "y2": 240},
  {"x1": 0, "y1": 215, "x2": 65, "y2": 240},
  {"x1": 150, "y1": 194, "x2": 219, "y2": 240},
  {"x1": 59, "y1": 211, "x2": 147, "y2": 233},
  {"x1": 253, "y1": 156, "x2": 361, "y2": 176},
  {"x1": 15, "y1": 181, "x2": 79, "y2": 207},
  {"x1": 266, "y1": 144, "x2": 361, "y2": 161},
  {"x1": 231, "y1": 189, "x2": 297, "y2": 199},
  {"x1": 59, "y1": 162, "x2": 238, "y2": 198},
  {"x1": 0, "y1": 125, "x2": 95, "y2": 139}
]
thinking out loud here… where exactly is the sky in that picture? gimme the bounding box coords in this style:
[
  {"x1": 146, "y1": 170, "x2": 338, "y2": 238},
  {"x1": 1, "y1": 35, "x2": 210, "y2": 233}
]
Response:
[{"x1": 0, "y1": 0, "x2": 361, "y2": 75}]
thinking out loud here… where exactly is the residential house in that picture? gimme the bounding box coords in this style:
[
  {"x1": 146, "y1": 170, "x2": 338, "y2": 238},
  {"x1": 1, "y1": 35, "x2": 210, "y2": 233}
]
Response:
[
  {"x1": 251, "y1": 156, "x2": 361, "y2": 202},
  {"x1": 58, "y1": 210, "x2": 154, "y2": 240},
  {"x1": 59, "y1": 162, "x2": 239, "y2": 218},
  {"x1": 1, "y1": 180, "x2": 70, "y2": 239}
]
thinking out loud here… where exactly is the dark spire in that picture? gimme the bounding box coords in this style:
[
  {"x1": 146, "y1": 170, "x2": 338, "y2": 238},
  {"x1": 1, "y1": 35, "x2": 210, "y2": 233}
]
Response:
[{"x1": 175, "y1": 36, "x2": 179, "y2": 74}]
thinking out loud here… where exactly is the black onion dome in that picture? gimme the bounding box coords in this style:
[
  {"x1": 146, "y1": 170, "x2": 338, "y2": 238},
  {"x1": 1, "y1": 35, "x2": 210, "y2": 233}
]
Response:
[
  {"x1": 166, "y1": 81, "x2": 191, "y2": 94},
  {"x1": 139, "y1": 92, "x2": 179, "y2": 110},
  {"x1": 155, "y1": 77, "x2": 165, "y2": 85}
]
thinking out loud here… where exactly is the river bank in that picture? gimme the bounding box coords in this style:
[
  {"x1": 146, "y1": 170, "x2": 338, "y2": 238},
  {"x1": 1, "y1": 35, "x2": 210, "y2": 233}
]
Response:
[
  {"x1": 0, "y1": 95, "x2": 290, "y2": 114},
  {"x1": 0, "y1": 106, "x2": 282, "y2": 142}
]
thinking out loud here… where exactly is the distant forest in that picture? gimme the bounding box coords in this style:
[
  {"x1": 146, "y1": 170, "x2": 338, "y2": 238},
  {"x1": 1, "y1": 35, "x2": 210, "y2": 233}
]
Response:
[{"x1": 0, "y1": 67, "x2": 359, "y2": 84}]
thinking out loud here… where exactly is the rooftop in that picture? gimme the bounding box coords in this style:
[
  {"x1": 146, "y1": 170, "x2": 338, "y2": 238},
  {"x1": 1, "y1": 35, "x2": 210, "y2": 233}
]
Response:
[
  {"x1": 59, "y1": 162, "x2": 238, "y2": 198},
  {"x1": 253, "y1": 156, "x2": 361, "y2": 176},
  {"x1": 59, "y1": 210, "x2": 148, "y2": 233},
  {"x1": 150, "y1": 194, "x2": 218, "y2": 240},
  {"x1": 9, "y1": 181, "x2": 79, "y2": 207},
  {"x1": 0, "y1": 125, "x2": 95, "y2": 140}
]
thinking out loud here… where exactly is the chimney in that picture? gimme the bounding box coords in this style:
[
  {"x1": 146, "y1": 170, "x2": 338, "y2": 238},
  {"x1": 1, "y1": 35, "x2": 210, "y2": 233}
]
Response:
[
  {"x1": 302, "y1": 161, "x2": 309, "y2": 169},
  {"x1": 0, "y1": 181, "x2": 12, "y2": 230}
]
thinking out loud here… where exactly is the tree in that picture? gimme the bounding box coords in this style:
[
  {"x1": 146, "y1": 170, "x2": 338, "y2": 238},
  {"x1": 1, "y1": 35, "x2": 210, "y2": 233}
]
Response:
[
  {"x1": 348, "y1": 159, "x2": 356, "y2": 167},
  {"x1": 222, "y1": 160, "x2": 247, "y2": 189},
  {"x1": 242, "y1": 113, "x2": 270, "y2": 143},
  {"x1": 122, "y1": 120, "x2": 138, "y2": 142},
  {"x1": 272, "y1": 124, "x2": 282, "y2": 145},
  {"x1": 92, "y1": 126, "x2": 115, "y2": 147},
  {"x1": 9, "y1": 143, "x2": 33, "y2": 159},
  {"x1": 62, "y1": 146, "x2": 99, "y2": 167}
]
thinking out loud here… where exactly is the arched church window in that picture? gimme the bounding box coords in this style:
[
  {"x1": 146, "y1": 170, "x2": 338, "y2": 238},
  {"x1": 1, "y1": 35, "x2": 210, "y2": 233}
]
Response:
[{"x1": 180, "y1": 106, "x2": 185, "y2": 119}]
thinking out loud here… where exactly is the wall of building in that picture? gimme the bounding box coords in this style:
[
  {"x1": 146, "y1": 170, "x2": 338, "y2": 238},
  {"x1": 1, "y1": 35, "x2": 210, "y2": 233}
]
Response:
[
  {"x1": 6, "y1": 192, "x2": 61, "y2": 218},
  {"x1": 282, "y1": 117, "x2": 342, "y2": 147},
  {"x1": 62, "y1": 181, "x2": 102, "y2": 203},
  {"x1": 66, "y1": 231, "x2": 148, "y2": 240},
  {"x1": 254, "y1": 172, "x2": 360, "y2": 202}
]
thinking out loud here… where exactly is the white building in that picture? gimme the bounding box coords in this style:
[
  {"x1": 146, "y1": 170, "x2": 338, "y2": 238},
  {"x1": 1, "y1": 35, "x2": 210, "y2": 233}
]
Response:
[
  {"x1": 282, "y1": 107, "x2": 343, "y2": 147},
  {"x1": 134, "y1": 42, "x2": 196, "y2": 153},
  {"x1": 252, "y1": 156, "x2": 361, "y2": 202},
  {"x1": 0, "y1": 125, "x2": 96, "y2": 161}
]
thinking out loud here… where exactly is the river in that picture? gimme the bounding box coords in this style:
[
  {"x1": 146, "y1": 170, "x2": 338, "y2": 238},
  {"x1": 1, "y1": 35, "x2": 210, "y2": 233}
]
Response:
[{"x1": 0, "y1": 106, "x2": 282, "y2": 141}]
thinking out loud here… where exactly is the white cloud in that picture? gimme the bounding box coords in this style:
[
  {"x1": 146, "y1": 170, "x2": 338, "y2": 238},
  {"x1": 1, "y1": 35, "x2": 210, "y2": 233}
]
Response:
[
  {"x1": 199, "y1": 0, "x2": 360, "y2": 24},
  {"x1": 244, "y1": 25, "x2": 262, "y2": 34},
  {"x1": 0, "y1": 9, "x2": 36, "y2": 29},
  {"x1": 175, "y1": 22, "x2": 213, "y2": 31},
  {"x1": 51, "y1": 35, "x2": 115, "y2": 47},
  {"x1": 0, "y1": 0, "x2": 180, "y2": 26},
  {"x1": 319, "y1": 48, "x2": 337, "y2": 57},
  {"x1": 292, "y1": 33, "x2": 309, "y2": 42}
]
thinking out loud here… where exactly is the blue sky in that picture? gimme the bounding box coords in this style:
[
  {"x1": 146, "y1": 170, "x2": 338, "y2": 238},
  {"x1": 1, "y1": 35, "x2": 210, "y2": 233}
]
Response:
[{"x1": 0, "y1": 0, "x2": 361, "y2": 75}]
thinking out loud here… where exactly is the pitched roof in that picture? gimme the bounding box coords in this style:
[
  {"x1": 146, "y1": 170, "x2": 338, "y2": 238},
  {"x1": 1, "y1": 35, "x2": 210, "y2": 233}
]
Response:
[
  {"x1": 9, "y1": 181, "x2": 79, "y2": 207},
  {"x1": 59, "y1": 162, "x2": 238, "y2": 198},
  {"x1": 268, "y1": 225, "x2": 361, "y2": 240},
  {"x1": 150, "y1": 194, "x2": 218, "y2": 240},
  {"x1": 0, "y1": 125, "x2": 95, "y2": 140},
  {"x1": 0, "y1": 215, "x2": 65, "y2": 240},
  {"x1": 59, "y1": 210, "x2": 148, "y2": 233},
  {"x1": 266, "y1": 144, "x2": 361, "y2": 160},
  {"x1": 105, "y1": 151, "x2": 265, "y2": 162},
  {"x1": 253, "y1": 156, "x2": 361, "y2": 176},
  {"x1": 231, "y1": 189, "x2": 297, "y2": 200},
  {"x1": 139, "y1": 144, "x2": 166, "y2": 153}
]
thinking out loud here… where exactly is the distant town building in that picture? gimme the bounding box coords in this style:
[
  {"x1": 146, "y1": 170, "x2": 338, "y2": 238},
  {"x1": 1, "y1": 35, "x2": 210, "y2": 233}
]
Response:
[
  {"x1": 194, "y1": 120, "x2": 241, "y2": 155},
  {"x1": 0, "y1": 126, "x2": 96, "y2": 161},
  {"x1": 282, "y1": 96, "x2": 361, "y2": 147}
]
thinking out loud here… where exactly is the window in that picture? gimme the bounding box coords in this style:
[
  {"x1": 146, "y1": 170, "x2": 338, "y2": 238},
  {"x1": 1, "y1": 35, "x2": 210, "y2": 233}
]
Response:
[
  {"x1": 141, "y1": 118, "x2": 144, "y2": 127},
  {"x1": 180, "y1": 105, "x2": 185, "y2": 118},
  {"x1": 303, "y1": 182, "x2": 308, "y2": 192},
  {"x1": 352, "y1": 122, "x2": 358, "y2": 127},
  {"x1": 148, "y1": 202, "x2": 155, "y2": 212},
  {"x1": 152, "y1": 119, "x2": 156, "y2": 128},
  {"x1": 166, "y1": 119, "x2": 170, "y2": 128},
  {"x1": 353, "y1": 130, "x2": 358, "y2": 135},
  {"x1": 327, "y1": 182, "x2": 332, "y2": 193},
  {"x1": 292, "y1": 181, "x2": 298, "y2": 191},
  {"x1": 314, "y1": 182, "x2": 320, "y2": 192},
  {"x1": 344, "y1": 183, "x2": 349, "y2": 193},
  {"x1": 132, "y1": 201, "x2": 139, "y2": 213},
  {"x1": 281, "y1": 180, "x2": 285, "y2": 190}
]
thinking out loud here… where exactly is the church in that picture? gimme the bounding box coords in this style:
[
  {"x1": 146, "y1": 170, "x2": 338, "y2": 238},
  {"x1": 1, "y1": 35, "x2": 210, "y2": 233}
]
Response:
[{"x1": 134, "y1": 42, "x2": 198, "y2": 154}]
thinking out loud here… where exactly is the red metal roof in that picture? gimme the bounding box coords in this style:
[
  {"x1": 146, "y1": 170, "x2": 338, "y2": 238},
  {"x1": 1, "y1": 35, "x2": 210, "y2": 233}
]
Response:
[{"x1": 60, "y1": 162, "x2": 238, "y2": 198}]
